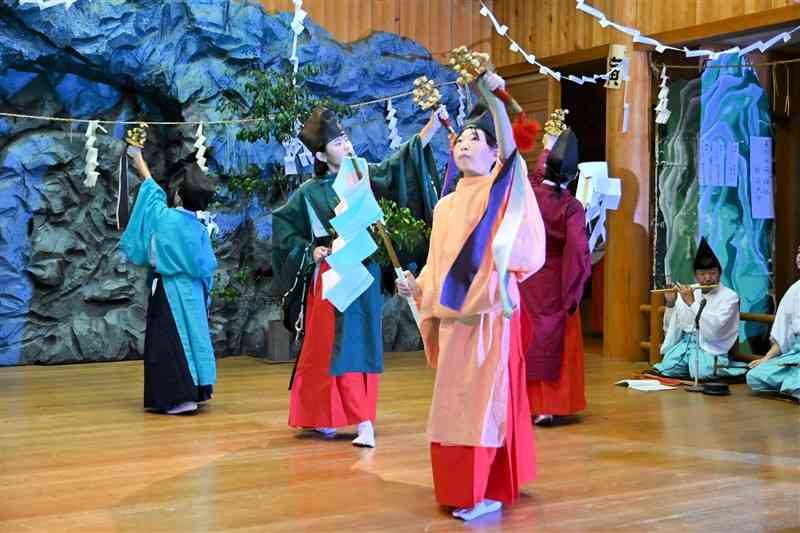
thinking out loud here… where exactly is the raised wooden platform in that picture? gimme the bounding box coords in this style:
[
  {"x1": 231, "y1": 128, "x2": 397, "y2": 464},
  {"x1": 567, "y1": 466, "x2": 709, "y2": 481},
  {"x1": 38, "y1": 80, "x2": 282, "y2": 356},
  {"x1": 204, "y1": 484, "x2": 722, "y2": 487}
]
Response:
[{"x1": 2, "y1": 343, "x2": 799, "y2": 532}]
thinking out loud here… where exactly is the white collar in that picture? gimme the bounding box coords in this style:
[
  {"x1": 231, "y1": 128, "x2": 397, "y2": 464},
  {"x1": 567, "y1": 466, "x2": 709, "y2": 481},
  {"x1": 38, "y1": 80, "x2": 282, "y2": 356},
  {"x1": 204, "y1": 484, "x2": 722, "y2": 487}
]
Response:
[{"x1": 542, "y1": 179, "x2": 568, "y2": 189}]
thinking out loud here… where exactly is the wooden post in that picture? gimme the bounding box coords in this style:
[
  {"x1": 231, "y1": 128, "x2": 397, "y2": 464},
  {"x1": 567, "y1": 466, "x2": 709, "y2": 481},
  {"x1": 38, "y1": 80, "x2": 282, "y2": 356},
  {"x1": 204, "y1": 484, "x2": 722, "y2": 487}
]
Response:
[
  {"x1": 649, "y1": 291, "x2": 664, "y2": 366},
  {"x1": 774, "y1": 57, "x2": 800, "y2": 302},
  {"x1": 603, "y1": 42, "x2": 651, "y2": 361}
]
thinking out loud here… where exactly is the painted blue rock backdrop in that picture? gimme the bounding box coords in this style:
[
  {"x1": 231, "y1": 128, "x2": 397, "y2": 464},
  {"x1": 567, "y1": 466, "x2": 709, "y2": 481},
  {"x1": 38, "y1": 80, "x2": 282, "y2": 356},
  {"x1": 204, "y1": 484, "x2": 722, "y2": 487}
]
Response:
[
  {"x1": 655, "y1": 54, "x2": 773, "y2": 348},
  {"x1": 0, "y1": 0, "x2": 459, "y2": 365}
]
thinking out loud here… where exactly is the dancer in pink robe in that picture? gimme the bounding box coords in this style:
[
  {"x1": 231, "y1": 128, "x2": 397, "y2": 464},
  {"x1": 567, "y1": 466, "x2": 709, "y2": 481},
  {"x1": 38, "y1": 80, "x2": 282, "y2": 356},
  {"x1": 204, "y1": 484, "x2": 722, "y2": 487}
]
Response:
[{"x1": 398, "y1": 72, "x2": 546, "y2": 521}]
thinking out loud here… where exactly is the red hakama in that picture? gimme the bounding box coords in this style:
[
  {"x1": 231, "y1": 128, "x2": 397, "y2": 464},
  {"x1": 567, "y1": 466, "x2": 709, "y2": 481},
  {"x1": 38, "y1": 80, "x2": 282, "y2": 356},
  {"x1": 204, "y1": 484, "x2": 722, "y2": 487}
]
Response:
[{"x1": 289, "y1": 265, "x2": 379, "y2": 429}]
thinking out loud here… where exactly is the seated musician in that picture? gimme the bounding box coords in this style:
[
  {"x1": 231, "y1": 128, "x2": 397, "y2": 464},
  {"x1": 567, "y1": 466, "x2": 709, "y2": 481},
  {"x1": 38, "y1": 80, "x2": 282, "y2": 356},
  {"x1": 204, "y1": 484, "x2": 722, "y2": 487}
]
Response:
[
  {"x1": 746, "y1": 244, "x2": 800, "y2": 401},
  {"x1": 653, "y1": 238, "x2": 747, "y2": 380}
]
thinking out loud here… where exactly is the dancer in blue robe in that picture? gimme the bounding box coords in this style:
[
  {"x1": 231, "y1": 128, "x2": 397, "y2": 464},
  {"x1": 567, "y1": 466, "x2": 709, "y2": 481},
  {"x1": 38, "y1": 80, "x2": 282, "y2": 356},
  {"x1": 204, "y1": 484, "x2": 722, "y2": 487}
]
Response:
[{"x1": 120, "y1": 146, "x2": 218, "y2": 414}]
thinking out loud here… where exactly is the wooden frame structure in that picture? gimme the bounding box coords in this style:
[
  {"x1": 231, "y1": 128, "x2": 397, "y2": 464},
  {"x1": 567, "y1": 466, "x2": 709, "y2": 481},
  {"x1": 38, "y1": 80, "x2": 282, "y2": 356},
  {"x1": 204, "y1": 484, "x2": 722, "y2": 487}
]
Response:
[
  {"x1": 639, "y1": 291, "x2": 775, "y2": 366},
  {"x1": 495, "y1": 3, "x2": 800, "y2": 361}
]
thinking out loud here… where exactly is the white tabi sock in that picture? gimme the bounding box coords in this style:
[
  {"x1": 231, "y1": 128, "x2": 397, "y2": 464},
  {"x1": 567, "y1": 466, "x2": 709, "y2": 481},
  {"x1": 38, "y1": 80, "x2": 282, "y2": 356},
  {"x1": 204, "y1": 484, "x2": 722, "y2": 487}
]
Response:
[
  {"x1": 352, "y1": 420, "x2": 375, "y2": 448},
  {"x1": 452, "y1": 499, "x2": 502, "y2": 521},
  {"x1": 314, "y1": 427, "x2": 337, "y2": 436},
  {"x1": 533, "y1": 414, "x2": 554, "y2": 426},
  {"x1": 166, "y1": 401, "x2": 198, "y2": 415}
]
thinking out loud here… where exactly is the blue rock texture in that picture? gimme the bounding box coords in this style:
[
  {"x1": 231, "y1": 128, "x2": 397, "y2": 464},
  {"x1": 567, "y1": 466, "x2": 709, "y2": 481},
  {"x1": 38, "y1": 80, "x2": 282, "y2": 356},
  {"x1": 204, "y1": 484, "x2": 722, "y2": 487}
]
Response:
[{"x1": 0, "y1": 0, "x2": 457, "y2": 364}]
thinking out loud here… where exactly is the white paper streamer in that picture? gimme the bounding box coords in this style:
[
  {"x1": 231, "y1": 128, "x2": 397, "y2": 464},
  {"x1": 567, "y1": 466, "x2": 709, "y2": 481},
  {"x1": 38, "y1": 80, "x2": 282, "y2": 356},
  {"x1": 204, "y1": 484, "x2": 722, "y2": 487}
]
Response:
[
  {"x1": 283, "y1": 138, "x2": 299, "y2": 176},
  {"x1": 654, "y1": 65, "x2": 671, "y2": 125},
  {"x1": 83, "y1": 120, "x2": 107, "y2": 188},
  {"x1": 621, "y1": 58, "x2": 630, "y2": 133},
  {"x1": 478, "y1": 1, "x2": 618, "y2": 85},
  {"x1": 576, "y1": 0, "x2": 800, "y2": 59},
  {"x1": 385, "y1": 99, "x2": 402, "y2": 150},
  {"x1": 622, "y1": 102, "x2": 630, "y2": 133},
  {"x1": 282, "y1": 134, "x2": 313, "y2": 176},
  {"x1": 19, "y1": 0, "x2": 77, "y2": 10},
  {"x1": 297, "y1": 137, "x2": 313, "y2": 168},
  {"x1": 196, "y1": 211, "x2": 219, "y2": 239},
  {"x1": 289, "y1": 0, "x2": 307, "y2": 76},
  {"x1": 194, "y1": 122, "x2": 208, "y2": 173},
  {"x1": 456, "y1": 84, "x2": 467, "y2": 127},
  {"x1": 575, "y1": 161, "x2": 621, "y2": 253}
]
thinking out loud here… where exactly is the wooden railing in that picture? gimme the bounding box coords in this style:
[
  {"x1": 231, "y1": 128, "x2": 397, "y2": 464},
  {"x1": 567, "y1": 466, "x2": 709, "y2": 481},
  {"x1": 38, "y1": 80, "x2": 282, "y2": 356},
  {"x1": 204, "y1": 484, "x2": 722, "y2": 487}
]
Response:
[{"x1": 640, "y1": 291, "x2": 774, "y2": 365}]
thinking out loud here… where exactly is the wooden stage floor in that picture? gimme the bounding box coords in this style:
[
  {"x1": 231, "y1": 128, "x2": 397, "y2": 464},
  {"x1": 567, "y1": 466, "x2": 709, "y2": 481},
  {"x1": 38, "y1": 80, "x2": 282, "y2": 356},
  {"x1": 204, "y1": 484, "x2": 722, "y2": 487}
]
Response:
[{"x1": 2, "y1": 343, "x2": 800, "y2": 532}]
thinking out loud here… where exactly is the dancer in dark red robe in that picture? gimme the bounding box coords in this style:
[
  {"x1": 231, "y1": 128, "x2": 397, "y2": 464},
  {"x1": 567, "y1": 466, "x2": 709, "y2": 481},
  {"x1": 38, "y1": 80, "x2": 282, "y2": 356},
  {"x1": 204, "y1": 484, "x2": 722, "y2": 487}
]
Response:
[{"x1": 520, "y1": 122, "x2": 591, "y2": 425}]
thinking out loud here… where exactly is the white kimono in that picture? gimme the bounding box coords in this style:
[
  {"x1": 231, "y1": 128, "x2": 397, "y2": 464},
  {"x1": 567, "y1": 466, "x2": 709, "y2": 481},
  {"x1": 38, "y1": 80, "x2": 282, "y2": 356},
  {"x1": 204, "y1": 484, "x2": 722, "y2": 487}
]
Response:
[
  {"x1": 655, "y1": 285, "x2": 745, "y2": 379},
  {"x1": 662, "y1": 285, "x2": 740, "y2": 355}
]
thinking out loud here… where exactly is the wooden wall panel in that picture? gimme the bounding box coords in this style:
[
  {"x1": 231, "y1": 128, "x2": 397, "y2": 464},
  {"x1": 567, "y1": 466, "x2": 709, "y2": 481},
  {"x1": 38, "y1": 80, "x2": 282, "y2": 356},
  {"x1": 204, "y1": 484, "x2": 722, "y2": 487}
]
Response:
[
  {"x1": 491, "y1": 0, "x2": 799, "y2": 67},
  {"x1": 344, "y1": 0, "x2": 372, "y2": 42},
  {"x1": 469, "y1": 0, "x2": 492, "y2": 54},
  {"x1": 505, "y1": 74, "x2": 557, "y2": 168},
  {"x1": 371, "y1": 0, "x2": 399, "y2": 34},
  {"x1": 452, "y1": 0, "x2": 475, "y2": 57},
  {"x1": 261, "y1": 0, "x2": 798, "y2": 65},
  {"x1": 399, "y1": 0, "x2": 431, "y2": 49},
  {"x1": 429, "y1": 1, "x2": 454, "y2": 57},
  {"x1": 300, "y1": 0, "x2": 328, "y2": 33},
  {"x1": 258, "y1": 0, "x2": 493, "y2": 61}
]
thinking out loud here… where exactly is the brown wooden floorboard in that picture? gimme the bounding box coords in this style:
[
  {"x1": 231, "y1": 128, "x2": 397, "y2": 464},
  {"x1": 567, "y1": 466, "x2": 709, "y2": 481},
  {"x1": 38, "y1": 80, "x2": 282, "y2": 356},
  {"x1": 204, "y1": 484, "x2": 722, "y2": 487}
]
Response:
[{"x1": 2, "y1": 341, "x2": 799, "y2": 532}]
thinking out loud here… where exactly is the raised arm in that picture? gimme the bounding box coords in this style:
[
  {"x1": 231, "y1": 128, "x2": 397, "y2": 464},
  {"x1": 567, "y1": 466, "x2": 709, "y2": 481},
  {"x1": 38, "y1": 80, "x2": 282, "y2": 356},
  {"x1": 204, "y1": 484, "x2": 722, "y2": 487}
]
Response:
[
  {"x1": 119, "y1": 148, "x2": 169, "y2": 267},
  {"x1": 474, "y1": 72, "x2": 515, "y2": 161},
  {"x1": 418, "y1": 107, "x2": 449, "y2": 148},
  {"x1": 127, "y1": 146, "x2": 152, "y2": 181}
]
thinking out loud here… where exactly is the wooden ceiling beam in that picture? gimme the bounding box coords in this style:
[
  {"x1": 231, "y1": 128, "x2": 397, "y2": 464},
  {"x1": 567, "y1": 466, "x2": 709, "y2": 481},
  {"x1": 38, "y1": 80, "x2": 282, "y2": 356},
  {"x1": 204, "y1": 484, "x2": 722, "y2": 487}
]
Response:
[
  {"x1": 497, "y1": 44, "x2": 610, "y2": 79},
  {"x1": 633, "y1": 6, "x2": 800, "y2": 51}
]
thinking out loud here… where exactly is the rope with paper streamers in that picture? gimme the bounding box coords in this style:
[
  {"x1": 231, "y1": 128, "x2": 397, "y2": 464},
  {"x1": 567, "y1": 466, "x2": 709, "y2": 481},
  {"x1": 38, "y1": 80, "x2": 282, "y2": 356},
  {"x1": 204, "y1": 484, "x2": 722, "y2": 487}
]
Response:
[
  {"x1": 654, "y1": 57, "x2": 800, "y2": 122},
  {"x1": 658, "y1": 56, "x2": 800, "y2": 70},
  {"x1": 0, "y1": 79, "x2": 462, "y2": 182},
  {"x1": 0, "y1": 79, "x2": 461, "y2": 127},
  {"x1": 83, "y1": 120, "x2": 107, "y2": 188},
  {"x1": 478, "y1": 1, "x2": 623, "y2": 86},
  {"x1": 576, "y1": 0, "x2": 800, "y2": 58}
]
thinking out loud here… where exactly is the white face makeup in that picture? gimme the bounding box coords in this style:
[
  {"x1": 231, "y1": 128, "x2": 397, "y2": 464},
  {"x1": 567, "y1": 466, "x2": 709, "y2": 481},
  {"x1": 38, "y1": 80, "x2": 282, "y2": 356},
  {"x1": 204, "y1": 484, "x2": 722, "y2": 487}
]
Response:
[{"x1": 453, "y1": 128, "x2": 497, "y2": 177}]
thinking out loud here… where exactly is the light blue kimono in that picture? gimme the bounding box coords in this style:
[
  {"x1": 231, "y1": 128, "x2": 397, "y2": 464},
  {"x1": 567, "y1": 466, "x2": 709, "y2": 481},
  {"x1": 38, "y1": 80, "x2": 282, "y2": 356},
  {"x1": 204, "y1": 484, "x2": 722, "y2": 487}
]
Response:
[
  {"x1": 655, "y1": 334, "x2": 747, "y2": 380},
  {"x1": 746, "y1": 280, "x2": 800, "y2": 400},
  {"x1": 746, "y1": 351, "x2": 800, "y2": 400},
  {"x1": 120, "y1": 178, "x2": 218, "y2": 387}
]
